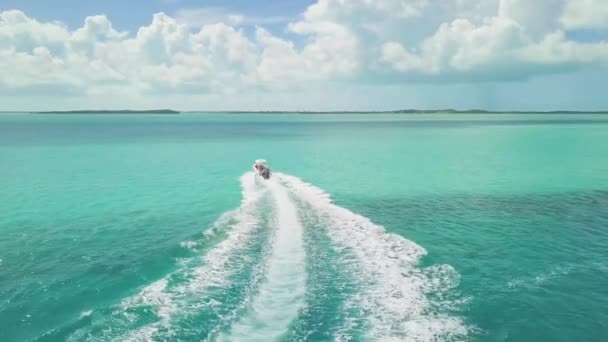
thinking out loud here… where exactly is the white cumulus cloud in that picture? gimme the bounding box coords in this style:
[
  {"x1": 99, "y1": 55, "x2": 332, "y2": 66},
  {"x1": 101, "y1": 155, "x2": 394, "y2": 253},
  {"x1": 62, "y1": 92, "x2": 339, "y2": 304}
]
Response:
[
  {"x1": 561, "y1": 0, "x2": 608, "y2": 29},
  {"x1": 0, "y1": 0, "x2": 607, "y2": 99}
]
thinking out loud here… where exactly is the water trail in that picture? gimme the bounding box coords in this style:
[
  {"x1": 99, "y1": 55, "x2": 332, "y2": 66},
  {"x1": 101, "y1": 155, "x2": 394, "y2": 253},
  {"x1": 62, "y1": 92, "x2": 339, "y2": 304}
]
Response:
[
  {"x1": 278, "y1": 173, "x2": 469, "y2": 342},
  {"x1": 70, "y1": 174, "x2": 269, "y2": 341},
  {"x1": 507, "y1": 264, "x2": 576, "y2": 290},
  {"x1": 222, "y1": 179, "x2": 307, "y2": 341},
  {"x1": 62, "y1": 172, "x2": 467, "y2": 342},
  {"x1": 287, "y1": 195, "x2": 364, "y2": 341}
]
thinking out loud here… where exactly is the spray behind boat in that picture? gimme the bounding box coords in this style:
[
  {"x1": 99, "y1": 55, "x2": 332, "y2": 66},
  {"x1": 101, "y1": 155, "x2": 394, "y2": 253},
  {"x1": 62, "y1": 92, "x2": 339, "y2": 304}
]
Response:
[{"x1": 253, "y1": 159, "x2": 272, "y2": 179}]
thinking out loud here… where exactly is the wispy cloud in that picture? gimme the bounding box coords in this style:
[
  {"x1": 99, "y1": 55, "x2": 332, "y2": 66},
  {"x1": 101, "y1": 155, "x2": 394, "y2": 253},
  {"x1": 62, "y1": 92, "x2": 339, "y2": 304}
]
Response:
[{"x1": 175, "y1": 7, "x2": 292, "y2": 27}]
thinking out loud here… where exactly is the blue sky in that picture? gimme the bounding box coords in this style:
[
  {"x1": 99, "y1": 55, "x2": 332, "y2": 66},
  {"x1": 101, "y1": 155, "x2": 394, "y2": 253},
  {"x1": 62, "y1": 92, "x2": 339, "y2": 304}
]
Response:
[
  {"x1": 0, "y1": 0, "x2": 312, "y2": 31},
  {"x1": 0, "y1": 0, "x2": 607, "y2": 111}
]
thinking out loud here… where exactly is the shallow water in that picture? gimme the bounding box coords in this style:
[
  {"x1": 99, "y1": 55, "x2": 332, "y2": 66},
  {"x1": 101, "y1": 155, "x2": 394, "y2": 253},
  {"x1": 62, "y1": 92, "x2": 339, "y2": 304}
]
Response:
[{"x1": 0, "y1": 113, "x2": 607, "y2": 341}]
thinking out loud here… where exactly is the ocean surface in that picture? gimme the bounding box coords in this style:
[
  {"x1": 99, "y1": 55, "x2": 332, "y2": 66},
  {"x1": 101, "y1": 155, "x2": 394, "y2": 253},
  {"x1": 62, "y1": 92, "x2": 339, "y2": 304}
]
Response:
[{"x1": 0, "y1": 113, "x2": 607, "y2": 342}]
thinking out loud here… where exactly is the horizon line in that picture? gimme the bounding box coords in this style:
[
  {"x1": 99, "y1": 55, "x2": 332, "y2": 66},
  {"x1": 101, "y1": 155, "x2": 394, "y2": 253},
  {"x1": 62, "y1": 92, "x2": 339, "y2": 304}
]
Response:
[{"x1": 3, "y1": 109, "x2": 608, "y2": 114}]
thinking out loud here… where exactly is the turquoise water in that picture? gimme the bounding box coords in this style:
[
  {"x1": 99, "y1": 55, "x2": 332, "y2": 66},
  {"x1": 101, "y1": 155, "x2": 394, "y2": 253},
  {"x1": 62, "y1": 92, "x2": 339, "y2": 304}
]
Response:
[{"x1": 1, "y1": 113, "x2": 607, "y2": 341}]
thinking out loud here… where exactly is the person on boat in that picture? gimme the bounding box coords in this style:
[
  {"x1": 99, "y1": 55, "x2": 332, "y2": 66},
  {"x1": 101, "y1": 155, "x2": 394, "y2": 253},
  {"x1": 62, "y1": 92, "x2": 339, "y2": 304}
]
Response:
[
  {"x1": 260, "y1": 166, "x2": 271, "y2": 179},
  {"x1": 253, "y1": 162, "x2": 263, "y2": 173},
  {"x1": 253, "y1": 160, "x2": 271, "y2": 179}
]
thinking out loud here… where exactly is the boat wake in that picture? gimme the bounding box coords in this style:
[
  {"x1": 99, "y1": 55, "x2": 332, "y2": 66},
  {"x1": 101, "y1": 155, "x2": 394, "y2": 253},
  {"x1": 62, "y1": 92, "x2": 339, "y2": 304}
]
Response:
[
  {"x1": 279, "y1": 173, "x2": 468, "y2": 341},
  {"x1": 219, "y1": 180, "x2": 307, "y2": 341},
  {"x1": 60, "y1": 172, "x2": 469, "y2": 342}
]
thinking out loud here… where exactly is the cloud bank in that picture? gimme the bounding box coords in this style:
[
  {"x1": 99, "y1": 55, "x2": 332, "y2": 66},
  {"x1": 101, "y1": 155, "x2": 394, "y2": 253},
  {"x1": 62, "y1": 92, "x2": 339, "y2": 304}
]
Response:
[{"x1": 0, "y1": 0, "x2": 607, "y2": 101}]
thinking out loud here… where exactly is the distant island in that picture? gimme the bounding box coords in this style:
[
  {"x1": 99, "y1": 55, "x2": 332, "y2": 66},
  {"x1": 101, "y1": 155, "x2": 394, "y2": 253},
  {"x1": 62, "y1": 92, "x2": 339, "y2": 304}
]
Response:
[
  {"x1": 197, "y1": 109, "x2": 608, "y2": 114},
  {"x1": 15, "y1": 109, "x2": 608, "y2": 114},
  {"x1": 181, "y1": 109, "x2": 608, "y2": 114}
]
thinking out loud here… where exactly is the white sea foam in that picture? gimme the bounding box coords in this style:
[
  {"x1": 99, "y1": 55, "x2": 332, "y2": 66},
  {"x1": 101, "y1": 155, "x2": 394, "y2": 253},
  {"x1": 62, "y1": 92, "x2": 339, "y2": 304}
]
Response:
[
  {"x1": 180, "y1": 240, "x2": 199, "y2": 249},
  {"x1": 278, "y1": 173, "x2": 468, "y2": 341},
  {"x1": 179, "y1": 175, "x2": 263, "y2": 294},
  {"x1": 112, "y1": 173, "x2": 266, "y2": 341},
  {"x1": 180, "y1": 190, "x2": 258, "y2": 251},
  {"x1": 87, "y1": 172, "x2": 467, "y2": 341},
  {"x1": 79, "y1": 310, "x2": 93, "y2": 319},
  {"x1": 121, "y1": 325, "x2": 159, "y2": 342},
  {"x1": 507, "y1": 264, "x2": 575, "y2": 289},
  {"x1": 120, "y1": 278, "x2": 176, "y2": 322},
  {"x1": 221, "y1": 179, "x2": 307, "y2": 341}
]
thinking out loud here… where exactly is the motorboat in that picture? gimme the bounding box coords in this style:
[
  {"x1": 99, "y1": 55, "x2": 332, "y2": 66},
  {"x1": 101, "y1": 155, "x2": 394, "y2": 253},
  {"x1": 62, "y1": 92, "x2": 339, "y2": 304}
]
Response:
[{"x1": 253, "y1": 159, "x2": 272, "y2": 179}]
